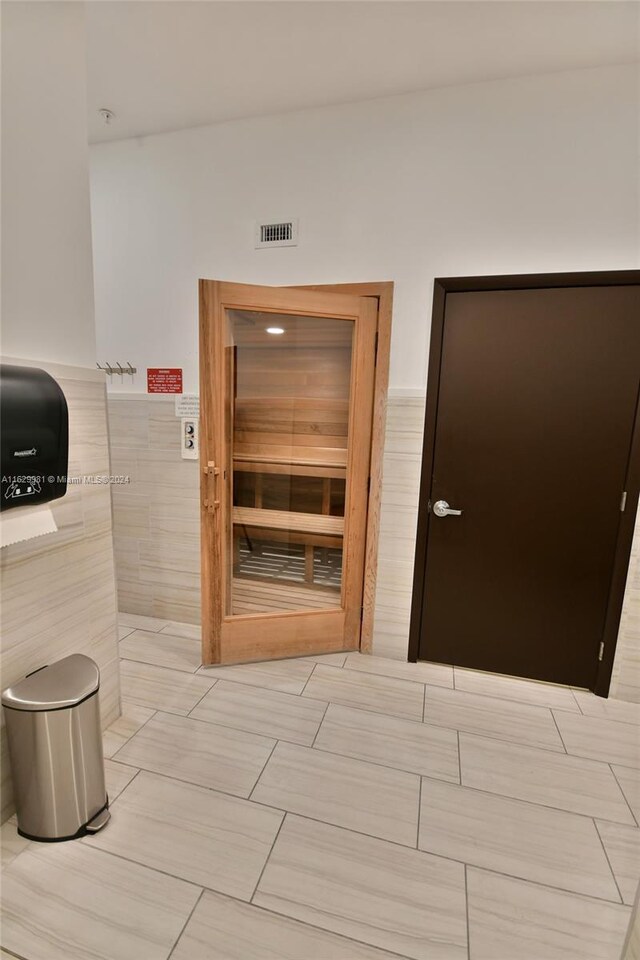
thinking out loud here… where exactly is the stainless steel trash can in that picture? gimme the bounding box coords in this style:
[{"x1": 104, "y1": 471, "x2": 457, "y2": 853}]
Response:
[{"x1": 1, "y1": 654, "x2": 110, "y2": 841}]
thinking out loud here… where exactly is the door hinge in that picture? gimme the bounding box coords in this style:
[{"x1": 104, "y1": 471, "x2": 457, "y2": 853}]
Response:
[
  {"x1": 620, "y1": 491, "x2": 627, "y2": 512},
  {"x1": 598, "y1": 641, "x2": 605, "y2": 662}
]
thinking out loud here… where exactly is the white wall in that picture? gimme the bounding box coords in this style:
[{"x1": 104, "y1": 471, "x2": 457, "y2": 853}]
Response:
[
  {"x1": 90, "y1": 63, "x2": 639, "y2": 393},
  {"x1": 1, "y1": 1, "x2": 97, "y2": 366}
]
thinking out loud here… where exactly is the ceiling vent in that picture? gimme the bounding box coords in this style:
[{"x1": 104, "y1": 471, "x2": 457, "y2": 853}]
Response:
[{"x1": 255, "y1": 219, "x2": 298, "y2": 249}]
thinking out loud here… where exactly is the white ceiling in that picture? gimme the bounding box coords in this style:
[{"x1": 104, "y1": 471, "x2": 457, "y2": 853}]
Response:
[{"x1": 86, "y1": 1, "x2": 639, "y2": 144}]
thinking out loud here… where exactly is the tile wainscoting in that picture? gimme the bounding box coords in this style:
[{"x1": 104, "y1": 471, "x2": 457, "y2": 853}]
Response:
[
  {"x1": 108, "y1": 396, "x2": 201, "y2": 624},
  {"x1": 372, "y1": 394, "x2": 425, "y2": 661},
  {"x1": 1, "y1": 363, "x2": 121, "y2": 821},
  {"x1": 106, "y1": 393, "x2": 640, "y2": 701}
]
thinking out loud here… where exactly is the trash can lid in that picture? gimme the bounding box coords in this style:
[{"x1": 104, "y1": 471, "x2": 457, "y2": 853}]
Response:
[{"x1": 1, "y1": 654, "x2": 100, "y2": 711}]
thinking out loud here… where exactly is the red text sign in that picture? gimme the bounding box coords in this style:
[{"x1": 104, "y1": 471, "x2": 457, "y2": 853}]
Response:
[{"x1": 147, "y1": 368, "x2": 183, "y2": 394}]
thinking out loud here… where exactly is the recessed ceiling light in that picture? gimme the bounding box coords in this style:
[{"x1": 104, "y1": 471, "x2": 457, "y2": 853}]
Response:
[
  {"x1": 266, "y1": 327, "x2": 285, "y2": 335},
  {"x1": 98, "y1": 108, "x2": 116, "y2": 125}
]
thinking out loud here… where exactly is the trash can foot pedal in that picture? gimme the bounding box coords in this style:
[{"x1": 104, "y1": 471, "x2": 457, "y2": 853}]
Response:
[{"x1": 85, "y1": 805, "x2": 110, "y2": 833}]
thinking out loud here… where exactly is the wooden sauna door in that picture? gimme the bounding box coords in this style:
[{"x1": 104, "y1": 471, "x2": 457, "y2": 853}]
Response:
[{"x1": 199, "y1": 280, "x2": 378, "y2": 664}]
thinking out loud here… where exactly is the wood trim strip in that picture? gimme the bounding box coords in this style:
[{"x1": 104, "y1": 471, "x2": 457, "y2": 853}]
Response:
[{"x1": 199, "y1": 279, "x2": 222, "y2": 664}]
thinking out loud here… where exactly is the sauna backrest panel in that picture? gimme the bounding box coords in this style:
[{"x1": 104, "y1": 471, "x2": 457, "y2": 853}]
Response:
[
  {"x1": 235, "y1": 398, "x2": 348, "y2": 451},
  {"x1": 236, "y1": 345, "x2": 352, "y2": 401},
  {"x1": 234, "y1": 341, "x2": 352, "y2": 461}
]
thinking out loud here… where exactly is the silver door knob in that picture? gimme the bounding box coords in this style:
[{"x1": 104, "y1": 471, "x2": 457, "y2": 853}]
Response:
[{"x1": 433, "y1": 499, "x2": 463, "y2": 518}]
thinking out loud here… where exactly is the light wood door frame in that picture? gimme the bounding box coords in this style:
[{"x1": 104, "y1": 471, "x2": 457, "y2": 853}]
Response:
[
  {"x1": 292, "y1": 282, "x2": 394, "y2": 653},
  {"x1": 200, "y1": 279, "x2": 391, "y2": 664}
]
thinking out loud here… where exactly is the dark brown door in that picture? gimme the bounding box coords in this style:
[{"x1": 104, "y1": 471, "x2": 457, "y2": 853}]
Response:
[{"x1": 414, "y1": 281, "x2": 640, "y2": 689}]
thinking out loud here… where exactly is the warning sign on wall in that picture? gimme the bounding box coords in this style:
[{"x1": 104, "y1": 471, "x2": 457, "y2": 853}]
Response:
[{"x1": 147, "y1": 368, "x2": 183, "y2": 394}]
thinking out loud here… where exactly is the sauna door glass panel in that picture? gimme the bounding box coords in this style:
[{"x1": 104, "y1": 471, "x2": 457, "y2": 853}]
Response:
[{"x1": 226, "y1": 310, "x2": 352, "y2": 615}]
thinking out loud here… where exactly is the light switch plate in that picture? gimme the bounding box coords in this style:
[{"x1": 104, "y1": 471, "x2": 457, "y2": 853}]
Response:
[{"x1": 181, "y1": 418, "x2": 199, "y2": 460}]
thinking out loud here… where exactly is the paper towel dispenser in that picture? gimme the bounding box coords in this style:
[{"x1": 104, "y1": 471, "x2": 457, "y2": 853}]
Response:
[{"x1": 0, "y1": 365, "x2": 68, "y2": 512}]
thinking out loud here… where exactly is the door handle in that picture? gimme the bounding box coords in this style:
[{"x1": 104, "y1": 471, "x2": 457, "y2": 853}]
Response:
[
  {"x1": 432, "y1": 499, "x2": 463, "y2": 518},
  {"x1": 204, "y1": 460, "x2": 220, "y2": 513}
]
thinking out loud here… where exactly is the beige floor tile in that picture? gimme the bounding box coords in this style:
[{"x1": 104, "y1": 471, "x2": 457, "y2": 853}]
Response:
[
  {"x1": 119, "y1": 628, "x2": 202, "y2": 673},
  {"x1": 305, "y1": 652, "x2": 349, "y2": 666},
  {"x1": 424, "y1": 684, "x2": 565, "y2": 752},
  {"x1": 86, "y1": 771, "x2": 282, "y2": 900},
  {"x1": 159, "y1": 620, "x2": 201, "y2": 641},
  {"x1": 454, "y1": 668, "x2": 580, "y2": 712},
  {"x1": 113, "y1": 710, "x2": 275, "y2": 798},
  {"x1": 303, "y1": 664, "x2": 424, "y2": 720},
  {"x1": 597, "y1": 820, "x2": 640, "y2": 905},
  {"x1": 103, "y1": 702, "x2": 155, "y2": 758},
  {"x1": 104, "y1": 758, "x2": 138, "y2": 800},
  {"x1": 612, "y1": 764, "x2": 640, "y2": 824},
  {"x1": 1, "y1": 819, "x2": 30, "y2": 867},
  {"x1": 467, "y1": 866, "x2": 631, "y2": 960},
  {"x1": 460, "y1": 733, "x2": 635, "y2": 823},
  {"x1": 344, "y1": 652, "x2": 454, "y2": 688},
  {"x1": 252, "y1": 741, "x2": 419, "y2": 845},
  {"x1": 418, "y1": 778, "x2": 620, "y2": 901},
  {"x1": 255, "y1": 814, "x2": 467, "y2": 960},
  {"x1": 118, "y1": 612, "x2": 169, "y2": 632},
  {"x1": 315, "y1": 703, "x2": 459, "y2": 782},
  {"x1": 573, "y1": 690, "x2": 640, "y2": 726},
  {"x1": 197, "y1": 658, "x2": 314, "y2": 694},
  {"x1": 553, "y1": 710, "x2": 640, "y2": 768},
  {"x1": 118, "y1": 624, "x2": 134, "y2": 641},
  {"x1": 120, "y1": 659, "x2": 215, "y2": 715},
  {"x1": 171, "y1": 889, "x2": 405, "y2": 960},
  {"x1": 190, "y1": 680, "x2": 327, "y2": 746},
  {"x1": 1, "y1": 840, "x2": 200, "y2": 960}
]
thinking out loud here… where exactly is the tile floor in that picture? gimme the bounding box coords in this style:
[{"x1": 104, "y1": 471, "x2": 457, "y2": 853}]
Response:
[{"x1": 2, "y1": 613, "x2": 639, "y2": 960}]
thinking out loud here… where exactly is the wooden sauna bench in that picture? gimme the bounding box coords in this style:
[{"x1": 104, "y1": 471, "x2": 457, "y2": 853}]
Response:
[
  {"x1": 233, "y1": 453, "x2": 346, "y2": 480},
  {"x1": 232, "y1": 506, "x2": 344, "y2": 583},
  {"x1": 232, "y1": 395, "x2": 349, "y2": 582}
]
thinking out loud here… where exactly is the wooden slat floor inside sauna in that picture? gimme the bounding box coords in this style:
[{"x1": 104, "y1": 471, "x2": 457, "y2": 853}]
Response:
[
  {"x1": 237, "y1": 540, "x2": 342, "y2": 585},
  {"x1": 232, "y1": 577, "x2": 340, "y2": 614}
]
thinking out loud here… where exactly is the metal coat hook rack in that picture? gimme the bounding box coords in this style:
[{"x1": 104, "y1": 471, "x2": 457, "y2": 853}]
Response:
[{"x1": 96, "y1": 362, "x2": 137, "y2": 378}]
